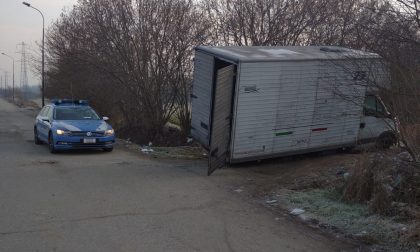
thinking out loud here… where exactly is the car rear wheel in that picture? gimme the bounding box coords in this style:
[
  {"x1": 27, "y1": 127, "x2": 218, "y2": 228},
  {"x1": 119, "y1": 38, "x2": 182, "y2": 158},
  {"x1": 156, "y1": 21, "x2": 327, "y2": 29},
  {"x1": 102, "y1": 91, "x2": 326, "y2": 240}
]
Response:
[
  {"x1": 34, "y1": 128, "x2": 41, "y2": 145},
  {"x1": 48, "y1": 133, "x2": 57, "y2": 153}
]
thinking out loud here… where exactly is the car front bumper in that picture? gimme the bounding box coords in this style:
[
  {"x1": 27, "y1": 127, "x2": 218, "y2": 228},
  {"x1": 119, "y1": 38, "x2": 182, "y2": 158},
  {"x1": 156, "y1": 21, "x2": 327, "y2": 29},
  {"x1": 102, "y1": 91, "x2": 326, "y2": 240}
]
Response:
[{"x1": 52, "y1": 134, "x2": 115, "y2": 150}]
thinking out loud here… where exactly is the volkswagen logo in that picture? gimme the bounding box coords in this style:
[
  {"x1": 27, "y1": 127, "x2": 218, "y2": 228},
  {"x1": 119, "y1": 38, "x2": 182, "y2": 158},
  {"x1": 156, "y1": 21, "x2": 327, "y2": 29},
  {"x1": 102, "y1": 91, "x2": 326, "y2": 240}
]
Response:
[{"x1": 86, "y1": 132, "x2": 92, "y2": 136}]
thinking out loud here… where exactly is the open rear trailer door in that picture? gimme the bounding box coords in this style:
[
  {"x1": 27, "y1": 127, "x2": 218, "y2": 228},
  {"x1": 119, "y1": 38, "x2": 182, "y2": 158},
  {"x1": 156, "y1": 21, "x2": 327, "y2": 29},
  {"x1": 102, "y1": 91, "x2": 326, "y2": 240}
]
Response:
[{"x1": 208, "y1": 64, "x2": 235, "y2": 176}]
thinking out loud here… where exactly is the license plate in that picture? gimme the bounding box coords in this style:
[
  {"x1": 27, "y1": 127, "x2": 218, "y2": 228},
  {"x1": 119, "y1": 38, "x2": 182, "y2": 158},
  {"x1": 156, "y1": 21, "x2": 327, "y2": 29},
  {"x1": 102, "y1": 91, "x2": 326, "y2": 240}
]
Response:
[{"x1": 83, "y1": 138, "x2": 96, "y2": 144}]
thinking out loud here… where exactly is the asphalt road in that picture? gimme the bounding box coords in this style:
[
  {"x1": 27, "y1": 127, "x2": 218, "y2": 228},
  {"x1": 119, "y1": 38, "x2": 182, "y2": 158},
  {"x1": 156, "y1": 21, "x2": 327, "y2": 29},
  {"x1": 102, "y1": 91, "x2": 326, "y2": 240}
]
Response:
[{"x1": 0, "y1": 98, "x2": 355, "y2": 252}]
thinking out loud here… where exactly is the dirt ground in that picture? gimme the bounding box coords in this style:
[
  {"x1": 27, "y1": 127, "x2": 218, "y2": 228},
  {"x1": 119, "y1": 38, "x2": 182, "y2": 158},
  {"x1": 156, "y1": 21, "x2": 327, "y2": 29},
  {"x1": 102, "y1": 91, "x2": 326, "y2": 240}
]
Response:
[
  {"x1": 21, "y1": 96, "x2": 418, "y2": 250},
  {"x1": 14, "y1": 96, "x2": 419, "y2": 250},
  {"x1": 209, "y1": 149, "x2": 420, "y2": 251},
  {"x1": 0, "y1": 97, "x2": 361, "y2": 252},
  {"x1": 227, "y1": 150, "x2": 358, "y2": 193},
  {"x1": 128, "y1": 141, "x2": 381, "y2": 248},
  {"x1": 133, "y1": 138, "x2": 420, "y2": 251}
]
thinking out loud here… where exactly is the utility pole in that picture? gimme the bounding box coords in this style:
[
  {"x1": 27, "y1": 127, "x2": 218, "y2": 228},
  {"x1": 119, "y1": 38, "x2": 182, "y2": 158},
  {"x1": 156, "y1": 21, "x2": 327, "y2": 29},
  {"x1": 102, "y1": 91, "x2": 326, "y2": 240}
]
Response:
[
  {"x1": 16, "y1": 42, "x2": 29, "y2": 100},
  {"x1": 1, "y1": 53, "x2": 15, "y2": 101}
]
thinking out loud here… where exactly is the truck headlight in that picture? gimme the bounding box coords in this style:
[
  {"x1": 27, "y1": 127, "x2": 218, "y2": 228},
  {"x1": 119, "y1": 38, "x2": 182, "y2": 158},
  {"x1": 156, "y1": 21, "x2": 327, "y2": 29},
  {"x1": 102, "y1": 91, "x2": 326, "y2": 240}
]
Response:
[{"x1": 105, "y1": 129, "x2": 114, "y2": 136}]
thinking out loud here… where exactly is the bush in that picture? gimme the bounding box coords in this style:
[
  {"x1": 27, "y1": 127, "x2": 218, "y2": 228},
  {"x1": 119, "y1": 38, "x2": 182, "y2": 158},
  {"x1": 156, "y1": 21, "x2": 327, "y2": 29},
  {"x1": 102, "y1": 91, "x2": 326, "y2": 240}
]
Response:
[
  {"x1": 341, "y1": 151, "x2": 420, "y2": 215},
  {"x1": 341, "y1": 153, "x2": 376, "y2": 203}
]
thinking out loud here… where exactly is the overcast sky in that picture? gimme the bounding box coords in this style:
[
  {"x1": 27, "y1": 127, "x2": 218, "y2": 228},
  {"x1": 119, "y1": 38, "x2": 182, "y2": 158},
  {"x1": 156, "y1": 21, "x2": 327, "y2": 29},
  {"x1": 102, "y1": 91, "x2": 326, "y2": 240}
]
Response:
[{"x1": 0, "y1": 0, "x2": 77, "y2": 87}]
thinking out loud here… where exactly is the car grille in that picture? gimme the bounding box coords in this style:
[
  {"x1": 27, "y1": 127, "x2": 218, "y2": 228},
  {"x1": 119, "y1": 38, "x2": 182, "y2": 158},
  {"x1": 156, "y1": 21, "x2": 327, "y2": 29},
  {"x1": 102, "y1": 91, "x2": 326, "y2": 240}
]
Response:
[
  {"x1": 69, "y1": 131, "x2": 105, "y2": 137},
  {"x1": 69, "y1": 142, "x2": 108, "y2": 148},
  {"x1": 56, "y1": 140, "x2": 114, "y2": 148}
]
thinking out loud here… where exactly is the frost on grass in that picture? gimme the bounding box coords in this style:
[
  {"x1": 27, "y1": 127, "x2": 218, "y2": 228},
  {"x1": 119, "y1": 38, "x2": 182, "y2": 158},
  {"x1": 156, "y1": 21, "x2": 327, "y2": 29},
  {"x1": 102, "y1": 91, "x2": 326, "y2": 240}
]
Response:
[{"x1": 285, "y1": 189, "x2": 400, "y2": 246}]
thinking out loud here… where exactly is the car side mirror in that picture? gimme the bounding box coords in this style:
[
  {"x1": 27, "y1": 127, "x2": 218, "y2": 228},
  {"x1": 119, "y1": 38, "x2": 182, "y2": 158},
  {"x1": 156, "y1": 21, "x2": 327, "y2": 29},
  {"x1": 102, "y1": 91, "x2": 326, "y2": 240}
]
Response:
[
  {"x1": 103, "y1": 116, "x2": 109, "y2": 121},
  {"x1": 40, "y1": 116, "x2": 50, "y2": 123}
]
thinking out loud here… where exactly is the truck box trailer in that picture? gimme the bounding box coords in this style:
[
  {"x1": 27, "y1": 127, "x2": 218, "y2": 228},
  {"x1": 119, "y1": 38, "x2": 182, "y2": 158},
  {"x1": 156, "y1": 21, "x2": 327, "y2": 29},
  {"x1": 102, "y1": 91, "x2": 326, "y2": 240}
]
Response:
[{"x1": 190, "y1": 46, "x2": 394, "y2": 175}]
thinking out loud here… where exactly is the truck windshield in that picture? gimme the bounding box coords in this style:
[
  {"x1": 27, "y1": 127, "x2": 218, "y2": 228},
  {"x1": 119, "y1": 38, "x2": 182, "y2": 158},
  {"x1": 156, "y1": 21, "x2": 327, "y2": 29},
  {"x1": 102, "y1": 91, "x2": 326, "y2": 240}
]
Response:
[{"x1": 54, "y1": 107, "x2": 100, "y2": 120}]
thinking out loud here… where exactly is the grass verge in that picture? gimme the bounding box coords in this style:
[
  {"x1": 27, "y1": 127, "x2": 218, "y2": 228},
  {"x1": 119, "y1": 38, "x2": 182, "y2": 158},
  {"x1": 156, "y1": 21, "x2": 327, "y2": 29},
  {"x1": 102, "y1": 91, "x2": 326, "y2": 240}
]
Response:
[{"x1": 285, "y1": 188, "x2": 415, "y2": 250}]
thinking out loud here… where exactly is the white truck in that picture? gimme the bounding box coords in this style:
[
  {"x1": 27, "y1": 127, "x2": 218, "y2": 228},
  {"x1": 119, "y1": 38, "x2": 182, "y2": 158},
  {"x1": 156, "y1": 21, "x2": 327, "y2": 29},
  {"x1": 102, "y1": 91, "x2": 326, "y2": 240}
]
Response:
[{"x1": 190, "y1": 46, "x2": 396, "y2": 175}]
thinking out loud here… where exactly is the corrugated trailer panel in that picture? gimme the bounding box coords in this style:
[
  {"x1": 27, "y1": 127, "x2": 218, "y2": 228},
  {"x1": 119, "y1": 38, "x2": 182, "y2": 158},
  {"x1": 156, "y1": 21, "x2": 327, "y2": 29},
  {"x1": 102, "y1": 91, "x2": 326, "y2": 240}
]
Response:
[
  {"x1": 231, "y1": 61, "x2": 318, "y2": 159},
  {"x1": 305, "y1": 60, "x2": 365, "y2": 148},
  {"x1": 231, "y1": 60, "x2": 366, "y2": 161},
  {"x1": 190, "y1": 52, "x2": 214, "y2": 148}
]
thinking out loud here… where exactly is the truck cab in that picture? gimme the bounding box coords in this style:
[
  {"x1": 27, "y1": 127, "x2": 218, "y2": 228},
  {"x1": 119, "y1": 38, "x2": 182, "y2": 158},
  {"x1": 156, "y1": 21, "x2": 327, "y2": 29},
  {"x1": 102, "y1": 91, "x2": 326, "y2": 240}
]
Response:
[{"x1": 358, "y1": 94, "x2": 397, "y2": 148}]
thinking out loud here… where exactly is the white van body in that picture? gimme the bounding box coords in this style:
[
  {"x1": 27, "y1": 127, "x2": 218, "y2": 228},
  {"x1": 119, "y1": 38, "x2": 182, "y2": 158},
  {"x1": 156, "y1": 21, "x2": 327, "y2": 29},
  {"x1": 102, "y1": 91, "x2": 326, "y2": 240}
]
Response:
[{"x1": 190, "y1": 46, "x2": 395, "y2": 175}]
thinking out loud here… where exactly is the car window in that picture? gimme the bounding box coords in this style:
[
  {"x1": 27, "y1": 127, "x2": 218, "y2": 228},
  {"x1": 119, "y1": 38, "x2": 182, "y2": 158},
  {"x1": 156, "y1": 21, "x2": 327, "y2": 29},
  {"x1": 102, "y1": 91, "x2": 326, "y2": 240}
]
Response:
[
  {"x1": 46, "y1": 107, "x2": 53, "y2": 119},
  {"x1": 54, "y1": 107, "x2": 101, "y2": 120},
  {"x1": 38, "y1": 107, "x2": 47, "y2": 117},
  {"x1": 43, "y1": 107, "x2": 50, "y2": 117}
]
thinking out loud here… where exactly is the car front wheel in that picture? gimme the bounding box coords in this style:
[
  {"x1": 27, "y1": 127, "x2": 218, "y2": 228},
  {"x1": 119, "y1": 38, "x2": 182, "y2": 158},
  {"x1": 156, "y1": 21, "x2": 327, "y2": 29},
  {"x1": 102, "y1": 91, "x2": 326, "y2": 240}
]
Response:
[
  {"x1": 103, "y1": 147, "x2": 113, "y2": 152},
  {"x1": 34, "y1": 128, "x2": 41, "y2": 145},
  {"x1": 48, "y1": 133, "x2": 57, "y2": 153}
]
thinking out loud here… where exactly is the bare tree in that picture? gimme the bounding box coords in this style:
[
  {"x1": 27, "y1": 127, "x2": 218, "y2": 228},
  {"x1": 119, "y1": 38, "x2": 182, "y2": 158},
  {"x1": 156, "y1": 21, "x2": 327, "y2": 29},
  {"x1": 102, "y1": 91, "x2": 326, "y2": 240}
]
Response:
[
  {"x1": 43, "y1": 0, "x2": 420, "y2": 149},
  {"x1": 45, "y1": 0, "x2": 209, "y2": 144},
  {"x1": 394, "y1": 0, "x2": 420, "y2": 28},
  {"x1": 203, "y1": 0, "x2": 333, "y2": 46}
]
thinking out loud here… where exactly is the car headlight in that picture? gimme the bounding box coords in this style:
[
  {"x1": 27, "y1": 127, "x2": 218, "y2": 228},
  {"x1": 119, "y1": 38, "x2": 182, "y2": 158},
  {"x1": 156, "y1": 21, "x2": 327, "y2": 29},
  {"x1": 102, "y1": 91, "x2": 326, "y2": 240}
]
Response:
[
  {"x1": 105, "y1": 129, "x2": 114, "y2": 136},
  {"x1": 56, "y1": 129, "x2": 70, "y2": 135}
]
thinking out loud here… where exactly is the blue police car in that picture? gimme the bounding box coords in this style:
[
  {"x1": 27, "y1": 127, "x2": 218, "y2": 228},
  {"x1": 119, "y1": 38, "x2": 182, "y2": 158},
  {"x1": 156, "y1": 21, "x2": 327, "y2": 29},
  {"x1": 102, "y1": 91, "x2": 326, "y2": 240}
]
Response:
[{"x1": 34, "y1": 99, "x2": 115, "y2": 153}]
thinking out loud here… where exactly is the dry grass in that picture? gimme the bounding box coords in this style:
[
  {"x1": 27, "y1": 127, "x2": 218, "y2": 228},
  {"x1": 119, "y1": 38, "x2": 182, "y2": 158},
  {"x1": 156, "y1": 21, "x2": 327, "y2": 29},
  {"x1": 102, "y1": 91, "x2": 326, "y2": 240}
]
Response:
[
  {"x1": 401, "y1": 123, "x2": 420, "y2": 161},
  {"x1": 370, "y1": 176, "x2": 393, "y2": 215},
  {"x1": 340, "y1": 151, "x2": 420, "y2": 248},
  {"x1": 341, "y1": 153, "x2": 376, "y2": 203},
  {"x1": 341, "y1": 151, "x2": 420, "y2": 215}
]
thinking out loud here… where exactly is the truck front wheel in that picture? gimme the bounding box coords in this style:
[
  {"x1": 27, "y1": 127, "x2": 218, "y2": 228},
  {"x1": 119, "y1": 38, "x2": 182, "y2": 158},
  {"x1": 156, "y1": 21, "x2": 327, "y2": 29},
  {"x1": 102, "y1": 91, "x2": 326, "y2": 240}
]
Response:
[{"x1": 376, "y1": 132, "x2": 396, "y2": 149}]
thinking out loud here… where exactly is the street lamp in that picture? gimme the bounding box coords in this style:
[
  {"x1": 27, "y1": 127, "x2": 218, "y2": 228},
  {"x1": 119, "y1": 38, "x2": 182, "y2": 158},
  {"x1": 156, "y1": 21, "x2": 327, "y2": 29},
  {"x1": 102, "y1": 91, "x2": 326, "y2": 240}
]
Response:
[
  {"x1": 0, "y1": 70, "x2": 3, "y2": 94},
  {"x1": 1, "y1": 53, "x2": 15, "y2": 101},
  {"x1": 22, "y1": 1, "x2": 45, "y2": 106}
]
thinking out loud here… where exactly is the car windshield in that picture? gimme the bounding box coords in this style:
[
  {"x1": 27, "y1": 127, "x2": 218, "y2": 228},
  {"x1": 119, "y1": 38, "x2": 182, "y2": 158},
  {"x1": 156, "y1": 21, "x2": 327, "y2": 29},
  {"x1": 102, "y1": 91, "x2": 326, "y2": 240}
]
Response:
[{"x1": 54, "y1": 107, "x2": 101, "y2": 120}]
